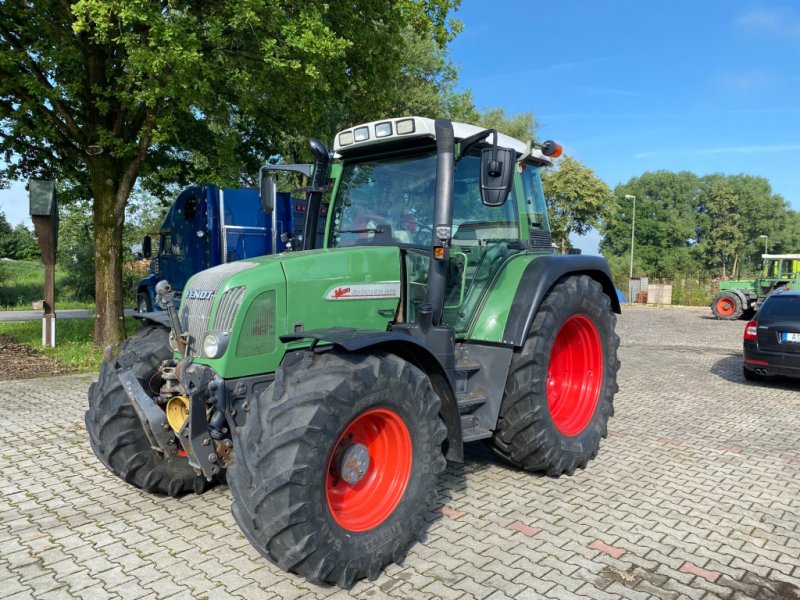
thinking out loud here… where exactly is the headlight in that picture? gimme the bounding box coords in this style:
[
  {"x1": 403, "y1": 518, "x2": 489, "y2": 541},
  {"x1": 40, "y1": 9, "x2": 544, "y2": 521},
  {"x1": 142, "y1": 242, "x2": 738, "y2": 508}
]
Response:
[{"x1": 201, "y1": 331, "x2": 230, "y2": 359}]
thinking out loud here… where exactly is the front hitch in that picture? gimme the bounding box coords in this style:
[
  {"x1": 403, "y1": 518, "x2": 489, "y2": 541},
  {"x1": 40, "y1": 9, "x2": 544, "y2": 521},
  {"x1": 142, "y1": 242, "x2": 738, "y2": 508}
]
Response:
[
  {"x1": 174, "y1": 358, "x2": 224, "y2": 481},
  {"x1": 114, "y1": 350, "x2": 225, "y2": 481},
  {"x1": 113, "y1": 350, "x2": 178, "y2": 460}
]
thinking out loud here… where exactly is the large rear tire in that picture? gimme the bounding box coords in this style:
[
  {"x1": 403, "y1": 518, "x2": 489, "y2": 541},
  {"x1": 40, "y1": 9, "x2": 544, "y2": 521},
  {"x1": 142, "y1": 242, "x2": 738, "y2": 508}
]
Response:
[
  {"x1": 491, "y1": 275, "x2": 620, "y2": 476},
  {"x1": 85, "y1": 325, "x2": 212, "y2": 496},
  {"x1": 228, "y1": 351, "x2": 447, "y2": 587},
  {"x1": 711, "y1": 292, "x2": 743, "y2": 320}
]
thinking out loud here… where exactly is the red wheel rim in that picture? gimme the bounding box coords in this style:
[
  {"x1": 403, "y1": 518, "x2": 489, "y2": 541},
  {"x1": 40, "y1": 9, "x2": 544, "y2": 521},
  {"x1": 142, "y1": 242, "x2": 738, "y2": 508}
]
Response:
[
  {"x1": 716, "y1": 298, "x2": 734, "y2": 316},
  {"x1": 326, "y1": 408, "x2": 412, "y2": 532},
  {"x1": 547, "y1": 315, "x2": 603, "y2": 436}
]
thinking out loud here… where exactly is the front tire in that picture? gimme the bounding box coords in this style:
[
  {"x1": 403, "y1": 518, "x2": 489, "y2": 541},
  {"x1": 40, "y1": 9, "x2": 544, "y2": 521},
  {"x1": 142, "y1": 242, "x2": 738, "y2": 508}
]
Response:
[
  {"x1": 228, "y1": 351, "x2": 447, "y2": 587},
  {"x1": 85, "y1": 325, "x2": 212, "y2": 496},
  {"x1": 491, "y1": 275, "x2": 620, "y2": 476}
]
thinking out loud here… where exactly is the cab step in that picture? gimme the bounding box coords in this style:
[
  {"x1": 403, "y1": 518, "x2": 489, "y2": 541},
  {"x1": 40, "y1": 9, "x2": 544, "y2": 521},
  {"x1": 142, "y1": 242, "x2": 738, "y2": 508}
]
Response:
[
  {"x1": 456, "y1": 391, "x2": 487, "y2": 414},
  {"x1": 460, "y1": 414, "x2": 492, "y2": 442}
]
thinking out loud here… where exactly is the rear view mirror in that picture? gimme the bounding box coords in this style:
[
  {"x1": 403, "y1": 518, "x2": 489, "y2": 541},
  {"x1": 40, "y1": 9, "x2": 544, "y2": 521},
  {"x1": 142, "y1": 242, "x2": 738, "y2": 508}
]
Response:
[
  {"x1": 142, "y1": 235, "x2": 152, "y2": 259},
  {"x1": 260, "y1": 176, "x2": 276, "y2": 213},
  {"x1": 480, "y1": 145, "x2": 515, "y2": 207}
]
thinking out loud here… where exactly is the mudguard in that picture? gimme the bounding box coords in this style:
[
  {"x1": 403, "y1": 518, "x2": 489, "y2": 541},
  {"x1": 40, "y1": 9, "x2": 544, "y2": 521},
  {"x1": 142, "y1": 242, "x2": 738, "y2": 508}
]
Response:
[
  {"x1": 132, "y1": 311, "x2": 171, "y2": 328},
  {"x1": 280, "y1": 327, "x2": 464, "y2": 462},
  {"x1": 502, "y1": 255, "x2": 621, "y2": 348}
]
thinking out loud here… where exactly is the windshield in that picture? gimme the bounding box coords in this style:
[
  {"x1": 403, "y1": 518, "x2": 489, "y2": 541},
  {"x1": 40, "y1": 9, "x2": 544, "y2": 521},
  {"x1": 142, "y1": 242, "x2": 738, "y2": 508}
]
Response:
[{"x1": 329, "y1": 152, "x2": 518, "y2": 248}]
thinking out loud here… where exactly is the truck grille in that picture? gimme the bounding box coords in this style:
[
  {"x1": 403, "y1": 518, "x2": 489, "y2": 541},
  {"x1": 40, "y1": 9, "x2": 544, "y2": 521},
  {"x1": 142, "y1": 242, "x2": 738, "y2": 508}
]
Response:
[{"x1": 180, "y1": 262, "x2": 257, "y2": 356}]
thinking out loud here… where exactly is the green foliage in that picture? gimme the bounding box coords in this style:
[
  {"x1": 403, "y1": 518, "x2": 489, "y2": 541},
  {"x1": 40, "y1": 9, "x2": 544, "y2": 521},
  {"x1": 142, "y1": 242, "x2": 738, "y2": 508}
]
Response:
[
  {"x1": 0, "y1": 317, "x2": 140, "y2": 371},
  {"x1": 541, "y1": 155, "x2": 615, "y2": 253},
  {"x1": 698, "y1": 177, "x2": 743, "y2": 278},
  {"x1": 0, "y1": 211, "x2": 38, "y2": 260},
  {"x1": 475, "y1": 108, "x2": 536, "y2": 141},
  {"x1": 601, "y1": 171, "x2": 703, "y2": 275},
  {"x1": 0, "y1": 0, "x2": 462, "y2": 345},
  {"x1": 56, "y1": 201, "x2": 95, "y2": 302},
  {"x1": 0, "y1": 260, "x2": 91, "y2": 309},
  {"x1": 601, "y1": 171, "x2": 798, "y2": 279}
]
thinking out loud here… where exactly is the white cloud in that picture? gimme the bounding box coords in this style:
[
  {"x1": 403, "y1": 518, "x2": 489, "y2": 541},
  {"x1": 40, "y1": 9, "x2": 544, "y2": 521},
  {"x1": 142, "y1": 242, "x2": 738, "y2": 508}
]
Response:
[{"x1": 737, "y1": 8, "x2": 800, "y2": 42}]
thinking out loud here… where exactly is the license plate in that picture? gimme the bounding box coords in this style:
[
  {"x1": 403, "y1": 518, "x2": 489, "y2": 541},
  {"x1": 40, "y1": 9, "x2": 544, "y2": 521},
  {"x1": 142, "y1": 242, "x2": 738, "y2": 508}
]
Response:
[{"x1": 781, "y1": 332, "x2": 800, "y2": 343}]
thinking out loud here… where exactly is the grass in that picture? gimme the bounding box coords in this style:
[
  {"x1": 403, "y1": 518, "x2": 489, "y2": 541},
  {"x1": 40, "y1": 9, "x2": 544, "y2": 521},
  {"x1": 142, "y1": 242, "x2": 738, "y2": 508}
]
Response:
[
  {"x1": 0, "y1": 317, "x2": 141, "y2": 372},
  {"x1": 0, "y1": 259, "x2": 94, "y2": 310}
]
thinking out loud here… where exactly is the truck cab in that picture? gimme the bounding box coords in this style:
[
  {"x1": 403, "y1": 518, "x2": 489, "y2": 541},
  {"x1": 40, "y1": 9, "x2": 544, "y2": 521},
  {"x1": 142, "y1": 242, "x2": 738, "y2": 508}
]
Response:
[{"x1": 136, "y1": 184, "x2": 301, "y2": 312}]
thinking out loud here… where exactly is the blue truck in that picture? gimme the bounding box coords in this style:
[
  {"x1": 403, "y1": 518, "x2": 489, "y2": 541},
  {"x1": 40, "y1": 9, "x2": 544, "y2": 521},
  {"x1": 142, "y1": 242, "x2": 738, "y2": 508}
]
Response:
[{"x1": 136, "y1": 179, "x2": 324, "y2": 313}]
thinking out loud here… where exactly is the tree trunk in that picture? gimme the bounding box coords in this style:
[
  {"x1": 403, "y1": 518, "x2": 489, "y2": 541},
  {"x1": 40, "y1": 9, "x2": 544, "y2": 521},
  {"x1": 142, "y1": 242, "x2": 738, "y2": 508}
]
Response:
[{"x1": 91, "y1": 160, "x2": 126, "y2": 349}]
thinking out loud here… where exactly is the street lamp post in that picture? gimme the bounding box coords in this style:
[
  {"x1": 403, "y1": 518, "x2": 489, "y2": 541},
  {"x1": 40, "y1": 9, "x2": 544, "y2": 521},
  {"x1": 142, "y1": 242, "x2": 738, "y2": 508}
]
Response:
[
  {"x1": 758, "y1": 234, "x2": 768, "y2": 255},
  {"x1": 625, "y1": 194, "x2": 636, "y2": 279}
]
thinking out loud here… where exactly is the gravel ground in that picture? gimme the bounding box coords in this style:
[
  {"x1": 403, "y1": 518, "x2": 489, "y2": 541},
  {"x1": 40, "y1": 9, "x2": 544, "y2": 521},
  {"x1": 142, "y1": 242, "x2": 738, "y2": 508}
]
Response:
[
  {"x1": 0, "y1": 334, "x2": 73, "y2": 380},
  {"x1": 617, "y1": 304, "x2": 746, "y2": 350}
]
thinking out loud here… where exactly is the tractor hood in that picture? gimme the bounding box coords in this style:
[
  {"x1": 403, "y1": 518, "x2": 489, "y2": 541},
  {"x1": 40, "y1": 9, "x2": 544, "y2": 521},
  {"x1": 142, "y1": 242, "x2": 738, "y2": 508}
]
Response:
[{"x1": 182, "y1": 246, "x2": 402, "y2": 379}]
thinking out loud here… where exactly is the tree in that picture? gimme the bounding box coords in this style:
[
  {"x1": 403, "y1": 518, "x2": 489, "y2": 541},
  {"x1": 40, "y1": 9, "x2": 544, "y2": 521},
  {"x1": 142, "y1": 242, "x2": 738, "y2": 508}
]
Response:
[
  {"x1": 0, "y1": 211, "x2": 38, "y2": 261},
  {"x1": 542, "y1": 155, "x2": 614, "y2": 254},
  {"x1": 601, "y1": 171, "x2": 798, "y2": 279},
  {"x1": 0, "y1": 0, "x2": 460, "y2": 347},
  {"x1": 0, "y1": 211, "x2": 12, "y2": 258},
  {"x1": 699, "y1": 177, "x2": 743, "y2": 278},
  {"x1": 476, "y1": 107, "x2": 536, "y2": 141},
  {"x1": 600, "y1": 171, "x2": 702, "y2": 276}
]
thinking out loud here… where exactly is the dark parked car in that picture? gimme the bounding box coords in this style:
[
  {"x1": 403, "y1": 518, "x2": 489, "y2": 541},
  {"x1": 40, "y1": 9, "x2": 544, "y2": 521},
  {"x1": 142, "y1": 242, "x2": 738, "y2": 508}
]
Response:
[{"x1": 743, "y1": 289, "x2": 800, "y2": 381}]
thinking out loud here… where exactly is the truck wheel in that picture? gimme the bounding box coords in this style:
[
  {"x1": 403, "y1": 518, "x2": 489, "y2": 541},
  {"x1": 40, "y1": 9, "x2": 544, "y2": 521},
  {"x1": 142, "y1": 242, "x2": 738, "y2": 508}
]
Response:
[
  {"x1": 85, "y1": 325, "x2": 212, "y2": 496},
  {"x1": 711, "y1": 292, "x2": 743, "y2": 320},
  {"x1": 137, "y1": 292, "x2": 152, "y2": 313},
  {"x1": 228, "y1": 351, "x2": 447, "y2": 587},
  {"x1": 491, "y1": 275, "x2": 620, "y2": 477}
]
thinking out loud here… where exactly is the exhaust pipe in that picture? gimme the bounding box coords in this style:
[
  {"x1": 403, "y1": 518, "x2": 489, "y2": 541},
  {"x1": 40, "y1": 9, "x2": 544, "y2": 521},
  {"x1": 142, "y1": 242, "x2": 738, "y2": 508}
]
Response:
[{"x1": 424, "y1": 118, "x2": 455, "y2": 326}]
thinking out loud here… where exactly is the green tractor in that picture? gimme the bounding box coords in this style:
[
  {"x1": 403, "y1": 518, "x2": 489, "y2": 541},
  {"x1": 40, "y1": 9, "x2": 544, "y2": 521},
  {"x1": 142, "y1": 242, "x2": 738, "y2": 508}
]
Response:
[
  {"x1": 86, "y1": 117, "x2": 621, "y2": 586},
  {"x1": 711, "y1": 254, "x2": 800, "y2": 320}
]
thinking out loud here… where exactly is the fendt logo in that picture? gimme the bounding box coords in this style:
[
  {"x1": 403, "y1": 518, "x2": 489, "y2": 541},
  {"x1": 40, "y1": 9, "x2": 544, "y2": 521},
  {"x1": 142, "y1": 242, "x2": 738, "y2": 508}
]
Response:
[{"x1": 185, "y1": 289, "x2": 215, "y2": 300}]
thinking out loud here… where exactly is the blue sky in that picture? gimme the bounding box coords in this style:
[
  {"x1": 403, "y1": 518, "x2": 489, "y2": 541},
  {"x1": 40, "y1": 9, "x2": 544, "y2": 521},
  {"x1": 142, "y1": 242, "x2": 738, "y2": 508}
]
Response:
[
  {"x1": 450, "y1": 0, "x2": 800, "y2": 253},
  {"x1": 2, "y1": 1, "x2": 799, "y2": 254}
]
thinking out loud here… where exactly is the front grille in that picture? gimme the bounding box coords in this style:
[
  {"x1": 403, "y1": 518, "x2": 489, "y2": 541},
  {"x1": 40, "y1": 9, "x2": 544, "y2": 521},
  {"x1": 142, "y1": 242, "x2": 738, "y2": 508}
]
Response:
[
  {"x1": 180, "y1": 262, "x2": 257, "y2": 356},
  {"x1": 215, "y1": 286, "x2": 246, "y2": 332},
  {"x1": 529, "y1": 230, "x2": 554, "y2": 250}
]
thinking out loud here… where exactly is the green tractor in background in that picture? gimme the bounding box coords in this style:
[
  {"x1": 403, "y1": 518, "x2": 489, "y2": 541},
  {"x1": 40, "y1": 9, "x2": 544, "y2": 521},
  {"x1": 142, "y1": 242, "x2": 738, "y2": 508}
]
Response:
[
  {"x1": 711, "y1": 254, "x2": 800, "y2": 320},
  {"x1": 86, "y1": 117, "x2": 621, "y2": 587}
]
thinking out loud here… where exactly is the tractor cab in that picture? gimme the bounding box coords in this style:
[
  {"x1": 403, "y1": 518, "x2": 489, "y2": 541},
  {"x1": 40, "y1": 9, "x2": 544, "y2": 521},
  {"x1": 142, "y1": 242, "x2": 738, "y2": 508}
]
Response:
[
  {"x1": 323, "y1": 117, "x2": 556, "y2": 333},
  {"x1": 758, "y1": 254, "x2": 800, "y2": 295}
]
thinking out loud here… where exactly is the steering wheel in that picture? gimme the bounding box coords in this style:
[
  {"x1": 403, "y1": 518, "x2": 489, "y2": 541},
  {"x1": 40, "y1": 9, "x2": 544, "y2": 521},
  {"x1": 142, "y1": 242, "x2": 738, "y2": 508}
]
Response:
[{"x1": 405, "y1": 220, "x2": 432, "y2": 234}]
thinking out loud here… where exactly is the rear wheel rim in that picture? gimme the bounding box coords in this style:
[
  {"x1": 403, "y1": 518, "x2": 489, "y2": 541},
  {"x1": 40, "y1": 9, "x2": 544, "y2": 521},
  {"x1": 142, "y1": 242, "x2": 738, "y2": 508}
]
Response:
[
  {"x1": 547, "y1": 315, "x2": 603, "y2": 436},
  {"x1": 326, "y1": 408, "x2": 412, "y2": 532},
  {"x1": 716, "y1": 297, "x2": 735, "y2": 316}
]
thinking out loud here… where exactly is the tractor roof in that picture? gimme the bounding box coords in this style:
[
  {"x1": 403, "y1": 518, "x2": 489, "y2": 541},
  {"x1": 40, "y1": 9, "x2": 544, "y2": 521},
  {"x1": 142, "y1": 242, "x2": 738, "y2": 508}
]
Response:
[
  {"x1": 333, "y1": 116, "x2": 552, "y2": 164},
  {"x1": 763, "y1": 254, "x2": 800, "y2": 260}
]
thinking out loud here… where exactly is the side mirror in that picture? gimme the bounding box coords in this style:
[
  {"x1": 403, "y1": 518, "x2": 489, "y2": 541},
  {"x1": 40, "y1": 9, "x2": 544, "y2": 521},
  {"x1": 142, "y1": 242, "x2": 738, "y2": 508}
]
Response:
[
  {"x1": 142, "y1": 235, "x2": 152, "y2": 259},
  {"x1": 260, "y1": 175, "x2": 276, "y2": 214},
  {"x1": 480, "y1": 145, "x2": 515, "y2": 206}
]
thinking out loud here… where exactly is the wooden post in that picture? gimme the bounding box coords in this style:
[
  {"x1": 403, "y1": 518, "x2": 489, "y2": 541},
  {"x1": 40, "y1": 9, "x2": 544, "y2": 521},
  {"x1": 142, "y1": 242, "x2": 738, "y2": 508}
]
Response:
[{"x1": 29, "y1": 180, "x2": 58, "y2": 347}]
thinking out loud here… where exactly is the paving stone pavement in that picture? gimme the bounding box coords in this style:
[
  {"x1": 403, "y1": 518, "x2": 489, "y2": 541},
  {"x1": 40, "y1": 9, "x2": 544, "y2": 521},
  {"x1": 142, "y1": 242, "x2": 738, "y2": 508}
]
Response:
[{"x1": 1, "y1": 305, "x2": 799, "y2": 599}]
